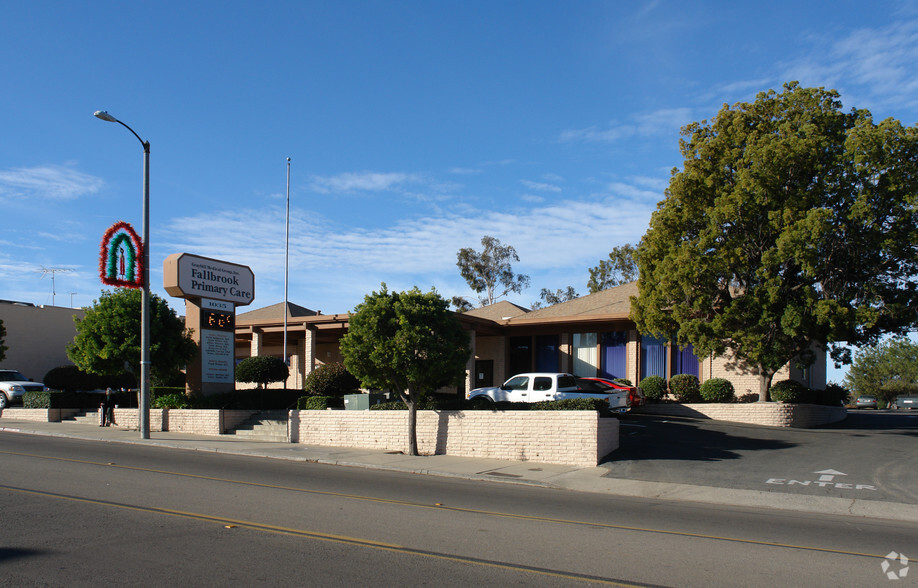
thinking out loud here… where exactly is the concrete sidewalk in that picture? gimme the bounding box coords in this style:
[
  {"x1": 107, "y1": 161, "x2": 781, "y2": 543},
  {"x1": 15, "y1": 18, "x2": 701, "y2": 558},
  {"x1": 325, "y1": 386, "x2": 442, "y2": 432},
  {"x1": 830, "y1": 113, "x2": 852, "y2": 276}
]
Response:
[{"x1": 3, "y1": 415, "x2": 918, "y2": 523}]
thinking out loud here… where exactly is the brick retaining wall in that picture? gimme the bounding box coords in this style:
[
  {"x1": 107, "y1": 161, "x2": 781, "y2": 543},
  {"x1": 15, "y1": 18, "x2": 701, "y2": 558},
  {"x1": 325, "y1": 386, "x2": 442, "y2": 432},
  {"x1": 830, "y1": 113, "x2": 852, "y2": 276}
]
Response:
[
  {"x1": 290, "y1": 410, "x2": 619, "y2": 467},
  {"x1": 634, "y1": 403, "x2": 847, "y2": 427}
]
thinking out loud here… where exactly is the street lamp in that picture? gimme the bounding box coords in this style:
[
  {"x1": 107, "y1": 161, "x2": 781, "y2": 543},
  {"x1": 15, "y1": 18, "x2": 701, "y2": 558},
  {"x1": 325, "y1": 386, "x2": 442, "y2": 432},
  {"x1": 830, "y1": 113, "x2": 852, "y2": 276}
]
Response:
[{"x1": 94, "y1": 110, "x2": 151, "y2": 439}]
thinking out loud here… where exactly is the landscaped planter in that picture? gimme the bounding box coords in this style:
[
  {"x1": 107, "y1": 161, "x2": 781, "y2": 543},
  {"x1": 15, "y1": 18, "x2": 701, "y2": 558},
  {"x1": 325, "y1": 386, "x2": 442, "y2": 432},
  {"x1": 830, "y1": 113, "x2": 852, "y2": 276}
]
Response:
[
  {"x1": 634, "y1": 402, "x2": 847, "y2": 428},
  {"x1": 0, "y1": 408, "x2": 81, "y2": 422},
  {"x1": 290, "y1": 410, "x2": 619, "y2": 466}
]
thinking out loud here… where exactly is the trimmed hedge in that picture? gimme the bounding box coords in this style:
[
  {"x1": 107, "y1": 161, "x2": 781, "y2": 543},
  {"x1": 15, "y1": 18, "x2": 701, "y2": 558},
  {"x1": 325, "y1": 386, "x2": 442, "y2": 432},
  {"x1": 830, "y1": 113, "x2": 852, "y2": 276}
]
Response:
[
  {"x1": 302, "y1": 362, "x2": 360, "y2": 397},
  {"x1": 769, "y1": 379, "x2": 811, "y2": 403},
  {"x1": 639, "y1": 375, "x2": 667, "y2": 401},
  {"x1": 670, "y1": 374, "x2": 701, "y2": 403},
  {"x1": 700, "y1": 378, "x2": 736, "y2": 403},
  {"x1": 297, "y1": 396, "x2": 344, "y2": 410}
]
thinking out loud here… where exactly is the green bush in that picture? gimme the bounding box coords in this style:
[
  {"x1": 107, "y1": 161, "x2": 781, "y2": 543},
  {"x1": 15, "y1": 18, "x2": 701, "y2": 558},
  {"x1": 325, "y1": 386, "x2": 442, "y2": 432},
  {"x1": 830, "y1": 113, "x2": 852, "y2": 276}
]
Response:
[
  {"x1": 297, "y1": 396, "x2": 343, "y2": 410},
  {"x1": 670, "y1": 374, "x2": 701, "y2": 403},
  {"x1": 303, "y1": 362, "x2": 360, "y2": 397},
  {"x1": 152, "y1": 393, "x2": 191, "y2": 409},
  {"x1": 699, "y1": 378, "x2": 736, "y2": 403},
  {"x1": 612, "y1": 378, "x2": 633, "y2": 386},
  {"x1": 42, "y1": 365, "x2": 134, "y2": 392},
  {"x1": 235, "y1": 356, "x2": 289, "y2": 388},
  {"x1": 639, "y1": 375, "x2": 667, "y2": 401},
  {"x1": 533, "y1": 398, "x2": 610, "y2": 414},
  {"x1": 769, "y1": 379, "x2": 812, "y2": 403},
  {"x1": 817, "y1": 382, "x2": 850, "y2": 406}
]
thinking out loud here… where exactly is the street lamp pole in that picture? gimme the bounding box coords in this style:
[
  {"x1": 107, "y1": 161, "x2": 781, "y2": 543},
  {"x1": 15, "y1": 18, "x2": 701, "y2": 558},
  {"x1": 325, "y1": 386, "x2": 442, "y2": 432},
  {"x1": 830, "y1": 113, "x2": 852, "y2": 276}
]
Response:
[{"x1": 94, "y1": 110, "x2": 151, "y2": 439}]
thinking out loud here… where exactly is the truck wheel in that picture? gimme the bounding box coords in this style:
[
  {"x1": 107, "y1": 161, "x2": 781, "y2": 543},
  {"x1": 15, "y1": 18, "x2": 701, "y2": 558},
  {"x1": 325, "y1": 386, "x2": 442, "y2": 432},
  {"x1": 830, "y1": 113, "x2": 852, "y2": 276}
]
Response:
[{"x1": 469, "y1": 396, "x2": 493, "y2": 409}]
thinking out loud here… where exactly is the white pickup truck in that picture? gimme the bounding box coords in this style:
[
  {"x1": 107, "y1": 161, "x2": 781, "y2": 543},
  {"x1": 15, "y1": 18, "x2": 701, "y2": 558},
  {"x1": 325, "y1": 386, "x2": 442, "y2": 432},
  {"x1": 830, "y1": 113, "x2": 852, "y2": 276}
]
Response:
[{"x1": 466, "y1": 372, "x2": 629, "y2": 412}]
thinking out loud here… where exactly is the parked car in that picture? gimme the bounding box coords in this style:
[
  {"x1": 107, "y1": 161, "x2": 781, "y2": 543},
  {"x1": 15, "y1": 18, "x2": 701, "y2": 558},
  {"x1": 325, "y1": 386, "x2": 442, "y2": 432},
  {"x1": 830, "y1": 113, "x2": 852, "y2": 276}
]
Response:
[
  {"x1": 0, "y1": 369, "x2": 47, "y2": 409},
  {"x1": 466, "y1": 373, "x2": 630, "y2": 412},
  {"x1": 578, "y1": 377, "x2": 644, "y2": 408},
  {"x1": 854, "y1": 395, "x2": 878, "y2": 409},
  {"x1": 894, "y1": 396, "x2": 918, "y2": 410}
]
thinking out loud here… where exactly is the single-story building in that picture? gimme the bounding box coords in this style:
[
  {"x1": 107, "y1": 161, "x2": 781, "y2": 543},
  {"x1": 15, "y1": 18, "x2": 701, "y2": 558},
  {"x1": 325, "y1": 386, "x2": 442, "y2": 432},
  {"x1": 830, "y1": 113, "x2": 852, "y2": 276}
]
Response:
[
  {"x1": 0, "y1": 300, "x2": 84, "y2": 382},
  {"x1": 233, "y1": 282, "x2": 826, "y2": 395}
]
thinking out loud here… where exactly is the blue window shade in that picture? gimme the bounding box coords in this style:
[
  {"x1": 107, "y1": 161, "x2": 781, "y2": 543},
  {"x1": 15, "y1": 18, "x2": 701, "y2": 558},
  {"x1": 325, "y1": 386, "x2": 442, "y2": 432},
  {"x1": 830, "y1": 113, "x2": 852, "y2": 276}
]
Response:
[
  {"x1": 672, "y1": 344, "x2": 699, "y2": 377},
  {"x1": 600, "y1": 331, "x2": 628, "y2": 380},
  {"x1": 641, "y1": 335, "x2": 667, "y2": 379},
  {"x1": 535, "y1": 335, "x2": 559, "y2": 372}
]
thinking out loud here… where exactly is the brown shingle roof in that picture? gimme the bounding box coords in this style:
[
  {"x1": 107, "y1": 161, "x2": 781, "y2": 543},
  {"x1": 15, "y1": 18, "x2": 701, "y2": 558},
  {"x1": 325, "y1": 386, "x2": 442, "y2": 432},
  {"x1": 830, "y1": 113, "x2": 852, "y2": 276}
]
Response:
[
  {"x1": 511, "y1": 281, "x2": 637, "y2": 322},
  {"x1": 464, "y1": 300, "x2": 530, "y2": 321},
  {"x1": 237, "y1": 301, "x2": 319, "y2": 325}
]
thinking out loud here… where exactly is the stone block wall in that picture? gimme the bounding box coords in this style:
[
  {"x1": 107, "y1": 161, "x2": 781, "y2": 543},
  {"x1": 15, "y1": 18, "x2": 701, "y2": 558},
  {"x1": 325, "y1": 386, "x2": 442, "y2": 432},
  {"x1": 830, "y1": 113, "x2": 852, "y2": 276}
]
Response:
[
  {"x1": 635, "y1": 403, "x2": 847, "y2": 428},
  {"x1": 290, "y1": 410, "x2": 619, "y2": 467}
]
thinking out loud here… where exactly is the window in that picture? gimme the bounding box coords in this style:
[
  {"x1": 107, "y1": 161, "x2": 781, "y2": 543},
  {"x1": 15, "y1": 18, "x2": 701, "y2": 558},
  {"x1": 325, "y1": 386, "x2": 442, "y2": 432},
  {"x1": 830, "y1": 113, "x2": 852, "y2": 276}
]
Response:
[
  {"x1": 572, "y1": 333, "x2": 598, "y2": 376},
  {"x1": 641, "y1": 335, "x2": 667, "y2": 379},
  {"x1": 533, "y1": 377, "x2": 552, "y2": 391},
  {"x1": 535, "y1": 334, "x2": 559, "y2": 372},
  {"x1": 672, "y1": 343, "x2": 699, "y2": 377},
  {"x1": 600, "y1": 331, "x2": 628, "y2": 380},
  {"x1": 503, "y1": 376, "x2": 529, "y2": 390}
]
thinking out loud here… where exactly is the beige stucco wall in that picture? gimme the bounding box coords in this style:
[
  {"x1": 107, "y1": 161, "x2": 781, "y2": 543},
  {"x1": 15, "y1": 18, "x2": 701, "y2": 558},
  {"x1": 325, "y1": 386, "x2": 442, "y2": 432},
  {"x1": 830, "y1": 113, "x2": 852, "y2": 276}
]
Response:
[
  {"x1": 290, "y1": 410, "x2": 619, "y2": 466},
  {"x1": 0, "y1": 303, "x2": 84, "y2": 382}
]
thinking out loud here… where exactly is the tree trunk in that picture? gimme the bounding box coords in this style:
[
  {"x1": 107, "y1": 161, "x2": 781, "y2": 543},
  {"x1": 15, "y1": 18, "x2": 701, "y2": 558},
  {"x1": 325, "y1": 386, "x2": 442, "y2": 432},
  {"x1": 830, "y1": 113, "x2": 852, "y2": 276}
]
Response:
[
  {"x1": 758, "y1": 367, "x2": 776, "y2": 402},
  {"x1": 407, "y1": 396, "x2": 419, "y2": 456}
]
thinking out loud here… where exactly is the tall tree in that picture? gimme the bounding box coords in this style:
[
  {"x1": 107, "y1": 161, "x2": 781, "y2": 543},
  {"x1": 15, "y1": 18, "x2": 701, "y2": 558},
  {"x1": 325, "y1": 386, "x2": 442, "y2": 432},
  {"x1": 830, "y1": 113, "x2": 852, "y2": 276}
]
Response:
[
  {"x1": 845, "y1": 338, "x2": 918, "y2": 406},
  {"x1": 532, "y1": 286, "x2": 579, "y2": 309},
  {"x1": 588, "y1": 244, "x2": 638, "y2": 293},
  {"x1": 68, "y1": 289, "x2": 198, "y2": 387},
  {"x1": 456, "y1": 235, "x2": 530, "y2": 306},
  {"x1": 339, "y1": 285, "x2": 471, "y2": 456},
  {"x1": 632, "y1": 83, "x2": 918, "y2": 401},
  {"x1": 0, "y1": 319, "x2": 7, "y2": 362}
]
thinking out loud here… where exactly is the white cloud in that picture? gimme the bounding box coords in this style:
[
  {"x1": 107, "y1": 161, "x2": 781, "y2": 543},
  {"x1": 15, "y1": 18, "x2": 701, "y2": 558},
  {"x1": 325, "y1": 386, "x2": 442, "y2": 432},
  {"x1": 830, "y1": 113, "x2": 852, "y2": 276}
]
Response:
[
  {"x1": 559, "y1": 107, "x2": 693, "y2": 145},
  {"x1": 520, "y1": 179, "x2": 562, "y2": 193},
  {"x1": 309, "y1": 171, "x2": 421, "y2": 194},
  {"x1": 0, "y1": 165, "x2": 104, "y2": 201}
]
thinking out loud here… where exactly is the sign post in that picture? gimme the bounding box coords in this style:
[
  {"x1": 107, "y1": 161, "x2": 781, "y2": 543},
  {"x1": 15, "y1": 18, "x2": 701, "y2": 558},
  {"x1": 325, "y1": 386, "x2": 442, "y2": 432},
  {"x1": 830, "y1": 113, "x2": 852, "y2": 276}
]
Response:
[{"x1": 164, "y1": 253, "x2": 254, "y2": 396}]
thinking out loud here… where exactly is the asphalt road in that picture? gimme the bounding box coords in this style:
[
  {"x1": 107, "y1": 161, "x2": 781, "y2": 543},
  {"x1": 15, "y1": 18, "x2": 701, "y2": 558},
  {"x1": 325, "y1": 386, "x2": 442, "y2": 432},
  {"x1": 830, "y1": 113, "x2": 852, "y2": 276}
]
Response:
[
  {"x1": 606, "y1": 410, "x2": 918, "y2": 505},
  {"x1": 3, "y1": 433, "x2": 917, "y2": 587}
]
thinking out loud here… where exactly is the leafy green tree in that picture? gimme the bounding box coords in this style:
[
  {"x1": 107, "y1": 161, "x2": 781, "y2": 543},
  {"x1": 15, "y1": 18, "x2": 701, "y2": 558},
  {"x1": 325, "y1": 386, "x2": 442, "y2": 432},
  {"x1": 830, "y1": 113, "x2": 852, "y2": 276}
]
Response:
[
  {"x1": 339, "y1": 285, "x2": 471, "y2": 456},
  {"x1": 532, "y1": 286, "x2": 578, "y2": 309},
  {"x1": 303, "y1": 362, "x2": 360, "y2": 397},
  {"x1": 845, "y1": 338, "x2": 918, "y2": 406},
  {"x1": 632, "y1": 83, "x2": 918, "y2": 401},
  {"x1": 588, "y1": 244, "x2": 638, "y2": 293},
  {"x1": 67, "y1": 289, "x2": 197, "y2": 387},
  {"x1": 0, "y1": 319, "x2": 7, "y2": 362},
  {"x1": 235, "y1": 355, "x2": 289, "y2": 389},
  {"x1": 456, "y1": 235, "x2": 530, "y2": 306}
]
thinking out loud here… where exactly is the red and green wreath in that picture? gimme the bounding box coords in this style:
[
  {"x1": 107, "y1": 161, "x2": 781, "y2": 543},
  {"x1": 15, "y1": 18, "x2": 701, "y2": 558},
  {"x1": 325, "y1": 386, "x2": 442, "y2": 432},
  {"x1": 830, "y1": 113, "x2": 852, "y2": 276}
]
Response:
[{"x1": 99, "y1": 221, "x2": 144, "y2": 288}]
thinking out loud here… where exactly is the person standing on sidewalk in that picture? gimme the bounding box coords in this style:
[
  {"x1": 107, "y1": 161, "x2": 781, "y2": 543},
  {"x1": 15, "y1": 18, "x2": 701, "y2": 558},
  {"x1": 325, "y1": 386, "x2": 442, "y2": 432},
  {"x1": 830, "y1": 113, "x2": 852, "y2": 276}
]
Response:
[{"x1": 100, "y1": 388, "x2": 115, "y2": 427}]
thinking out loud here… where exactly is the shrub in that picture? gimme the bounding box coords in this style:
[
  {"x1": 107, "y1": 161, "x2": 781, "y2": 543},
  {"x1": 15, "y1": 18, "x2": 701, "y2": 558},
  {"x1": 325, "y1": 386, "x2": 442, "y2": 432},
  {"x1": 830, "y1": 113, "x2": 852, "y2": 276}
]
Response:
[
  {"x1": 612, "y1": 378, "x2": 633, "y2": 386},
  {"x1": 769, "y1": 379, "x2": 812, "y2": 403},
  {"x1": 736, "y1": 393, "x2": 759, "y2": 403},
  {"x1": 670, "y1": 374, "x2": 701, "y2": 403},
  {"x1": 235, "y1": 356, "x2": 289, "y2": 388},
  {"x1": 639, "y1": 375, "x2": 667, "y2": 401},
  {"x1": 152, "y1": 393, "x2": 191, "y2": 409},
  {"x1": 699, "y1": 378, "x2": 735, "y2": 403},
  {"x1": 533, "y1": 398, "x2": 610, "y2": 414},
  {"x1": 297, "y1": 396, "x2": 343, "y2": 410},
  {"x1": 817, "y1": 382, "x2": 850, "y2": 406},
  {"x1": 43, "y1": 365, "x2": 134, "y2": 392},
  {"x1": 303, "y1": 362, "x2": 360, "y2": 397}
]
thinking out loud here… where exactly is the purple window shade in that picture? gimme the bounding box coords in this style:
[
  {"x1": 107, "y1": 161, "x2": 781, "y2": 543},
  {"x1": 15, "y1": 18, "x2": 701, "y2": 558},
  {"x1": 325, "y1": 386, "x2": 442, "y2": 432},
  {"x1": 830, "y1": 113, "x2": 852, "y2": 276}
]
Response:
[
  {"x1": 673, "y1": 344, "x2": 699, "y2": 376},
  {"x1": 641, "y1": 335, "x2": 667, "y2": 379},
  {"x1": 600, "y1": 331, "x2": 628, "y2": 380},
  {"x1": 535, "y1": 334, "x2": 559, "y2": 372}
]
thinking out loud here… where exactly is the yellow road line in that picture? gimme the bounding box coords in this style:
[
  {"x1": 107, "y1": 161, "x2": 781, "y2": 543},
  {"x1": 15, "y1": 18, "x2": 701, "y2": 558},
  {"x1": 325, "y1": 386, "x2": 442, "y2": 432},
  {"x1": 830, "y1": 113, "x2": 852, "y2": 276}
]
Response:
[{"x1": 0, "y1": 449, "x2": 887, "y2": 561}]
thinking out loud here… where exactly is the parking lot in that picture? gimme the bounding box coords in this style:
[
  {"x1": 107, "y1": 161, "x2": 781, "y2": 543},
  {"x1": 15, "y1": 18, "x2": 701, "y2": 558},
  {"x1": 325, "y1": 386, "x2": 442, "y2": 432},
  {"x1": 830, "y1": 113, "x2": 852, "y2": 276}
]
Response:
[{"x1": 604, "y1": 410, "x2": 918, "y2": 505}]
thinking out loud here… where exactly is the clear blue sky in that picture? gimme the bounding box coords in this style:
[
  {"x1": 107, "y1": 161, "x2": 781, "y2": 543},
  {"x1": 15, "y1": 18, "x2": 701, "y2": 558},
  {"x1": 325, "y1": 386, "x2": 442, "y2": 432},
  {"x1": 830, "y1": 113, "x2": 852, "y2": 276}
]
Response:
[{"x1": 3, "y1": 1, "x2": 917, "y2": 383}]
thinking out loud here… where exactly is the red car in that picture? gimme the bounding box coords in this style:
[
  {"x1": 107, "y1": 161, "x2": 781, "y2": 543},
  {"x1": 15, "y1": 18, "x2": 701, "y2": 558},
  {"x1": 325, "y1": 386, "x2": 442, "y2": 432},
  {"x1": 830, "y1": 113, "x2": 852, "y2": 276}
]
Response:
[{"x1": 578, "y1": 377, "x2": 645, "y2": 408}]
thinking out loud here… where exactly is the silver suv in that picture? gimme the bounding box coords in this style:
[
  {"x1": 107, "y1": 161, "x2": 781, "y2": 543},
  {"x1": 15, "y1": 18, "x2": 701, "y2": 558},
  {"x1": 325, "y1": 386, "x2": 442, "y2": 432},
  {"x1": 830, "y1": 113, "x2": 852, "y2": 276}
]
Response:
[{"x1": 0, "y1": 369, "x2": 47, "y2": 409}]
